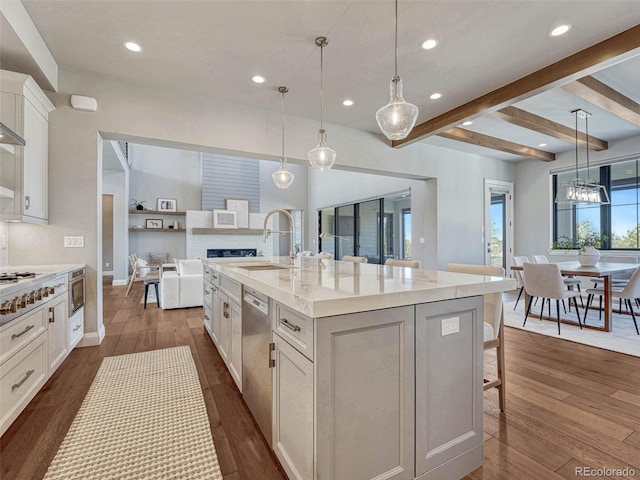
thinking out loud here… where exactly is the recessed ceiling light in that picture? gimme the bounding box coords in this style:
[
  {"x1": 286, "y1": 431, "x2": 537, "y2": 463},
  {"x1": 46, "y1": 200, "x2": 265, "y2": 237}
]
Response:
[
  {"x1": 430, "y1": 92, "x2": 442, "y2": 100},
  {"x1": 538, "y1": 143, "x2": 548, "y2": 147},
  {"x1": 123, "y1": 41, "x2": 143, "y2": 53},
  {"x1": 462, "y1": 120, "x2": 473, "y2": 126},
  {"x1": 421, "y1": 39, "x2": 438, "y2": 50},
  {"x1": 251, "y1": 75, "x2": 265, "y2": 84},
  {"x1": 550, "y1": 24, "x2": 571, "y2": 37},
  {"x1": 342, "y1": 99, "x2": 354, "y2": 107}
]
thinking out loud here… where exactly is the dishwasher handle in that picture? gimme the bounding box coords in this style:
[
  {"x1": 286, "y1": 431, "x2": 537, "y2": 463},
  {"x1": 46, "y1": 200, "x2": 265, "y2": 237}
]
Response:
[{"x1": 244, "y1": 293, "x2": 269, "y2": 315}]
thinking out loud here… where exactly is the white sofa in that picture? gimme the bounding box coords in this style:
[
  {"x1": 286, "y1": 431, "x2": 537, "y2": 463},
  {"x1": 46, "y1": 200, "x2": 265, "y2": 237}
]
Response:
[{"x1": 160, "y1": 259, "x2": 204, "y2": 309}]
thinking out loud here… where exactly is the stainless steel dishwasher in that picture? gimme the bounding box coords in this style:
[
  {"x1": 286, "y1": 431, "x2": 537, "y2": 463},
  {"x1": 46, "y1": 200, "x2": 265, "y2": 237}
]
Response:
[{"x1": 242, "y1": 287, "x2": 272, "y2": 446}]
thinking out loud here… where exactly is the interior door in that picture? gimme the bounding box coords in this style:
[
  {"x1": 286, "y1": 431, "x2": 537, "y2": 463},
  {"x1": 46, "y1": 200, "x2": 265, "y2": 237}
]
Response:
[{"x1": 484, "y1": 180, "x2": 514, "y2": 273}]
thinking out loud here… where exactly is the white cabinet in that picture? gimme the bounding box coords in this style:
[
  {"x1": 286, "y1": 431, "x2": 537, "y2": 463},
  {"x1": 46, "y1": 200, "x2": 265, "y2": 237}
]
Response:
[
  {"x1": 272, "y1": 332, "x2": 314, "y2": 480},
  {"x1": 0, "y1": 70, "x2": 54, "y2": 224},
  {"x1": 47, "y1": 292, "x2": 68, "y2": 375},
  {"x1": 67, "y1": 307, "x2": 84, "y2": 350},
  {"x1": 208, "y1": 272, "x2": 242, "y2": 392}
]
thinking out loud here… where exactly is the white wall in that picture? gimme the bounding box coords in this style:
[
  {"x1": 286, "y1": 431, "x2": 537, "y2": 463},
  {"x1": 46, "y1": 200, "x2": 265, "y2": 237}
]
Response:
[
  {"x1": 514, "y1": 133, "x2": 640, "y2": 261},
  {"x1": 8, "y1": 67, "x2": 514, "y2": 344},
  {"x1": 0, "y1": 221, "x2": 7, "y2": 267},
  {"x1": 102, "y1": 171, "x2": 128, "y2": 283}
]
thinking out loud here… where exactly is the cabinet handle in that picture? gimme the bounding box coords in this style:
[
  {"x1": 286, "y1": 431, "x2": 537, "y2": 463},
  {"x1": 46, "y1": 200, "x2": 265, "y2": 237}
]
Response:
[
  {"x1": 25, "y1": 195, "x2": 30, "y2": 210},
  {"x1": 223, "y1": 302, "x2": 229, "y2": 318},
  {"x1": 204, "y1": 315, "x2": 209, "y2": 320},
  {"x1": 205, "y1": 289, "x2": 211, "y2": 294},
  {"x1": 12, "y1": 369, "x2": 35, "y2": 390},
  {"x1": 11, "y1": 324, "x2": 34, "y2": 339},
  {"x1": 279, "y1": 318, "x2": 301, "y2": 332},
  {"x1": 269, "y1": 342, "x2": 275, "y2": 368},
  {"x1": 73, "y1": 324, "x2": 82, "y2": 332},
  {"x1": 49, "y1": 306, "x2": 55, "y2": 323}
]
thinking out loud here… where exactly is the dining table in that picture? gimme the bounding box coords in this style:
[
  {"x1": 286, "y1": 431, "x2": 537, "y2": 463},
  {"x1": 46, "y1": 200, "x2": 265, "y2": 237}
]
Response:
[{"x1": 511, "y1": 260, "x2": 640, "y2": 332}]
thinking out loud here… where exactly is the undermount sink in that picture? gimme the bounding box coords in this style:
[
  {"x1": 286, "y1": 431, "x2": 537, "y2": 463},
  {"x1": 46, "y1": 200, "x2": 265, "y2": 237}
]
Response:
[{"x1": 238, "y1": 263, "x2": 294, "y2": 271}]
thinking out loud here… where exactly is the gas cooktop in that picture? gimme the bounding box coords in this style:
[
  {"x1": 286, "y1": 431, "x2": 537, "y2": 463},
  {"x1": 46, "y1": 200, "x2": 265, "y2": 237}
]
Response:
[{"x1": 0, "y1": 272, "x2": 38, "y2": 283}]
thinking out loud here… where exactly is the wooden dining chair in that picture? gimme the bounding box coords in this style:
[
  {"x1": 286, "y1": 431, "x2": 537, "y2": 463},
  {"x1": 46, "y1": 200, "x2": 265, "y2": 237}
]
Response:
[
  {"x1": 341, "y1": 255, "x2": 368, "y2": 263},
  {"x1": 125, "y1": 254, "x2": 160, "y2": 298},
  {"x1": 384, "y1": 258, "x2": 421, "y2": 268},
  {"x1": 446, "y1": 263, "x2": 507, "y2": 411}
]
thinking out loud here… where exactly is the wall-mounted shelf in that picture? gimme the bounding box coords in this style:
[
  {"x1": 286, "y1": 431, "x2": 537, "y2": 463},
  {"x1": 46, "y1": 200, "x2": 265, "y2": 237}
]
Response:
[
  {"x1": 129, "y1": 228, "x2": 186, "y2": 232},
  {"x1": 129, "y1": 209, "x2": 186, "y2": 216},
  {"x1": 192, "y1": 228, "x2": 263, "y2": 235}
]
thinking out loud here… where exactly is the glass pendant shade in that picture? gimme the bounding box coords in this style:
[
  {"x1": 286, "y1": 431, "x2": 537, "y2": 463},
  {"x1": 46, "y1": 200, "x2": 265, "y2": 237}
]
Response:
[
  {"x1": 376, "y1": 75, "x2": 419, "y2": 140},
  {"x1": 272, "y1": 85, "x2": 294, "y2": 189},
  {"x1": 308, "y1": 129, "x2": 336, "y2": 171},
  {"x1": 272, "y1": 160, "x2": 295, "y2": 189}
]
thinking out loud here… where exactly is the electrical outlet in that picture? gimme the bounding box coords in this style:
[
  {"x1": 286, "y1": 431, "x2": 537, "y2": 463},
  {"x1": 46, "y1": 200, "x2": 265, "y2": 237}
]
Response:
[
  {"x1": 64, "y1": 236, "x2": 85, "y2": 248},
  {"x1": 441, "y1": 317, "x2": 460, "y2": 336}
]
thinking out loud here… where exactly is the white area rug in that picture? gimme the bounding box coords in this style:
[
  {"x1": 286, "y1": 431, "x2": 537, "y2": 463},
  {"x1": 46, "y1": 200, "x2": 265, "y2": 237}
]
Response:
[
  {"x1": 43, "y1": 346, "x2": 222, "y2": 480},
  {"x1": 504, "y1": 298, "x2": 640, "y2": 357}
]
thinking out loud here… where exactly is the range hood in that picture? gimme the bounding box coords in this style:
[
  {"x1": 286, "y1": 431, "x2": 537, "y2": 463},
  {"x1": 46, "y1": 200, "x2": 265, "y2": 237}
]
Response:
[{"x1": 0, "y1": 122, "x2": 25, "y2": 146}]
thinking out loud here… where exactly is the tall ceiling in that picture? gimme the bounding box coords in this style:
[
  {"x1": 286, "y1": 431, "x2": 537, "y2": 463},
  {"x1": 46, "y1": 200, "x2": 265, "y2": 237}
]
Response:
[{"x1": 3, "y1": 1, "x2": 640, "y2": 162}]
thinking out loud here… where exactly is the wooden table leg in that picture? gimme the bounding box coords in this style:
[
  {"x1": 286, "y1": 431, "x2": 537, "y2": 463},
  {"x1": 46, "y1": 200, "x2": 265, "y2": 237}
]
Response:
[{"x1": 603, "y1": 275, "x2": 612, "y2": 332}]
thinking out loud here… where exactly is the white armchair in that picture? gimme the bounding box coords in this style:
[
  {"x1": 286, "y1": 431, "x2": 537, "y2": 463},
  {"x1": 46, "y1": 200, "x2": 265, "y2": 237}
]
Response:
[{"x1": 160, "y1": 259, "x2": 204, "y2": 309}]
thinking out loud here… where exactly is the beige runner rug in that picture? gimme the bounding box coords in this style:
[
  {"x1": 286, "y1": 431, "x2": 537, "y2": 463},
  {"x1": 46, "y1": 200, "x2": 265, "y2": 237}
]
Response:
[{"x1": 44, "y1": 346, "x2": 222, "y2": 480}]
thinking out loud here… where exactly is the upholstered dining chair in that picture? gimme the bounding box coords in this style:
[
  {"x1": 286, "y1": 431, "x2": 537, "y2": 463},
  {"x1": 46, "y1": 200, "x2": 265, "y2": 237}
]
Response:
[
  {"x1": 125, "y1": 254, "x2": 160, "y2": 298},
  {"x1": 512, "y1": 256, "x2": 529, "y2": 310},
  {"x1": 446, "y1": 263, "x2": 507, "y2": 411},
  {"x1": 341, "y1": 255, "x2": 368, "y2": 263},
  {"x1": 384, "y1": 258, "x2": 421, "y2": 268},
  {"x1": 533, "y1": 254, "x2": 584, "y2": 307},
  {"x1": 584, "y1": 266, "x2": 640, "y2": 334},
  {"x1": 522, "y1": 262, "x2": 583, "y2": 335}
]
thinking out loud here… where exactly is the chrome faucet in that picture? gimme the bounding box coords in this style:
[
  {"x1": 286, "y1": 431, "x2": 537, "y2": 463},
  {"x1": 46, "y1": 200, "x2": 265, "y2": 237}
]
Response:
[{"x1": 263, "y1": 209, "x2": 296, "y2": 259}]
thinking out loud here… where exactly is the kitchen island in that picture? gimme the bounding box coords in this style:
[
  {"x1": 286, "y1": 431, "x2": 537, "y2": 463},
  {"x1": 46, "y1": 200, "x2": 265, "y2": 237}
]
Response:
[{"x1": 203, "y1": 256, "x2": 515, "y2": 480}]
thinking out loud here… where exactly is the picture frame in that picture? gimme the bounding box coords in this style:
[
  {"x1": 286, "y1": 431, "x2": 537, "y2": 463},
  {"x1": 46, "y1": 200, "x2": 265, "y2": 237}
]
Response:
[
  {"x1": 213, "y1": 209, "x2": 238, "y2": 229},
  {"x1": 225, "y1": 198, "x2": 249, "y2": 228},
  {"x1": 146, "y1": 219, "x2": 164, "y2": 229},
  {"x1": 157, "y1": 198, "x2": 177, "y2": 212}
]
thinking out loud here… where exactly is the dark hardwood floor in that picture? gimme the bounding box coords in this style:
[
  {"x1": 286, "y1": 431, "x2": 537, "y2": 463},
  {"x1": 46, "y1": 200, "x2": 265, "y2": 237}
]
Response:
[{"x1": 1, "y1": 282, "x2": 639, "y2": 479}]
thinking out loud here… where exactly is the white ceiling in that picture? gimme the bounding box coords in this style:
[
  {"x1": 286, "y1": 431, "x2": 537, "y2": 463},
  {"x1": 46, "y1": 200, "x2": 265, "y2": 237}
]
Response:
[{"x1": 5, "y1": 1, "x2": 640, "y2": 161}]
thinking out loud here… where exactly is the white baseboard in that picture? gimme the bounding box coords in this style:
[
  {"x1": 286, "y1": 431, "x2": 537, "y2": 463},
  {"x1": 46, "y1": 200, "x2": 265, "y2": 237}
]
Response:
[
  {"x1": 78, "y1": 324, "x2": 106, "y2": 347},
  {"x1": 112, "y1": 279, "x2": 128, "y2": 286}
]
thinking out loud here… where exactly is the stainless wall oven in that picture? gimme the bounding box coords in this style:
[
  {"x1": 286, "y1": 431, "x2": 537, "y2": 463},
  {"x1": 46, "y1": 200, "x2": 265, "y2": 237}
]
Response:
[{"x1": 68, "y1": 268, "x2": 85, "y2": 316}]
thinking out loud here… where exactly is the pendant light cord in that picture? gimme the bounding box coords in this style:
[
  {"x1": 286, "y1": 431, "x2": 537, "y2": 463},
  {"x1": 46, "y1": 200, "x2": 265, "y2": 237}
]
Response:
[
  {"x1": 394, "y1": 0, "x2": 398, "y2": 77},
  {"x1": 320, "y1": 42, "x2": 324, "y2": 130},
  {"x1": 281, "y1": 89, "x2": 286, "y2": 167},
  {"x1": 585, "y1": 114, "x2": 591, "y2": 182},
  {"x1": 574, "y1": 111, "x2": 579, "y2": 179}
]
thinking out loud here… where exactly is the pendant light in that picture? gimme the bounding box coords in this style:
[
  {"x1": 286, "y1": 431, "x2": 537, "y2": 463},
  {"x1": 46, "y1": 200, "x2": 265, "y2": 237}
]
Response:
[
  {"x1": 555, "y1": 109, "x2": 610, "y2": 205},
  {"x1": 376, "y1": 0, "x2": 419, "y2": 140},
  {"x1": 308, "y1": 36, "x2": 336, "y2": 172},
  {"x1": 272, "y1": 86, "x2": 295, "y2": 189}
]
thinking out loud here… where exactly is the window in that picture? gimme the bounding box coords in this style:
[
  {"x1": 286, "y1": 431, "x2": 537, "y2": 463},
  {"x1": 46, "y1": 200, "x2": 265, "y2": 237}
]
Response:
[
  {"x1": 552, "y1": 158, "x2": 640, "y2": 250},
  {"x1": 318, "y1": 192, "x2": 410, "y2": 263}
]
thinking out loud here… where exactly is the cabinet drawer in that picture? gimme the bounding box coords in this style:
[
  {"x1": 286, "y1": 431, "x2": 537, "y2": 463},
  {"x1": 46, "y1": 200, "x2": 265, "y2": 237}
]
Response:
[
  {"x1": 0, "y1": 307, "x2": 46, "y2": 365},
  {"x1": 220, "y1": 275, "x2": 241, "y2": 305},
  {"x1": 204, "y1": 265, "x2": 221, "y2": 287},
  {"x1": 203, "y1": 282, "x2": 215, "y2": 307},
  {"x1": 0, "y1": 331, "x2": 47, "y2": 436},
  {"x1": 273, "y1": 303, "x2": 314, "y2": 361},
  {"x1": 68, "y1": 308, "x2": 84, "y2": 349}
]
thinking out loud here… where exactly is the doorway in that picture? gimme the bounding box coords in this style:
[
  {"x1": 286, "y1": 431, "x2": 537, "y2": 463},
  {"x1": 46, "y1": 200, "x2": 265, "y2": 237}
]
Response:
[{"x1": 484, "y1": 180, "x2": 514, "y2": 273}]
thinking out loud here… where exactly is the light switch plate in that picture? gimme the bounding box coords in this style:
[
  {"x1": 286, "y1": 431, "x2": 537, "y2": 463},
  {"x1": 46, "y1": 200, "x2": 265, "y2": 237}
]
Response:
[
  {"x1": 64, "y1": 236, "x2": 84, "y2": 248},
  {"x1": 441, "y1": 317, "x2": 460, "y2": 336}
]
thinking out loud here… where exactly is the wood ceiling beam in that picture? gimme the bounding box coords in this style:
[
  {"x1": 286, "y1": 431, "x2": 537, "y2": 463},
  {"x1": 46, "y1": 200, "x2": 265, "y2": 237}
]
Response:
[
  {"x1": 562, "y1": 76, "x2": 640, "y2": 127},
  {"x1": 491, "y1": 106, "x2": 608, "y2": 151},
  {"x1": 392, "y1": 24, "x2": 640, "y2": 148},
  {"x1": 437, "y1": 127, "x2": 555, "y2": 162}
]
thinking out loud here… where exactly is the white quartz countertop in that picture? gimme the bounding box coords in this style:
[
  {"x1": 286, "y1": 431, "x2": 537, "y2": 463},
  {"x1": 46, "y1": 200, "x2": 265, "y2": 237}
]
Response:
[
  {"x1": 0, "y1": 264, "x2": 85, "y2": 297},
  {"x1": 207, "y1": 257, "x2": 516, "y2": 318}
]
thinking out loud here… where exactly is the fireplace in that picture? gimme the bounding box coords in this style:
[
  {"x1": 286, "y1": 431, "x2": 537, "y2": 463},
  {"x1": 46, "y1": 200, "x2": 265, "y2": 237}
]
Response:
[{"x1": 207, "y1": 248, "x2": 257, "y2": 258}]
